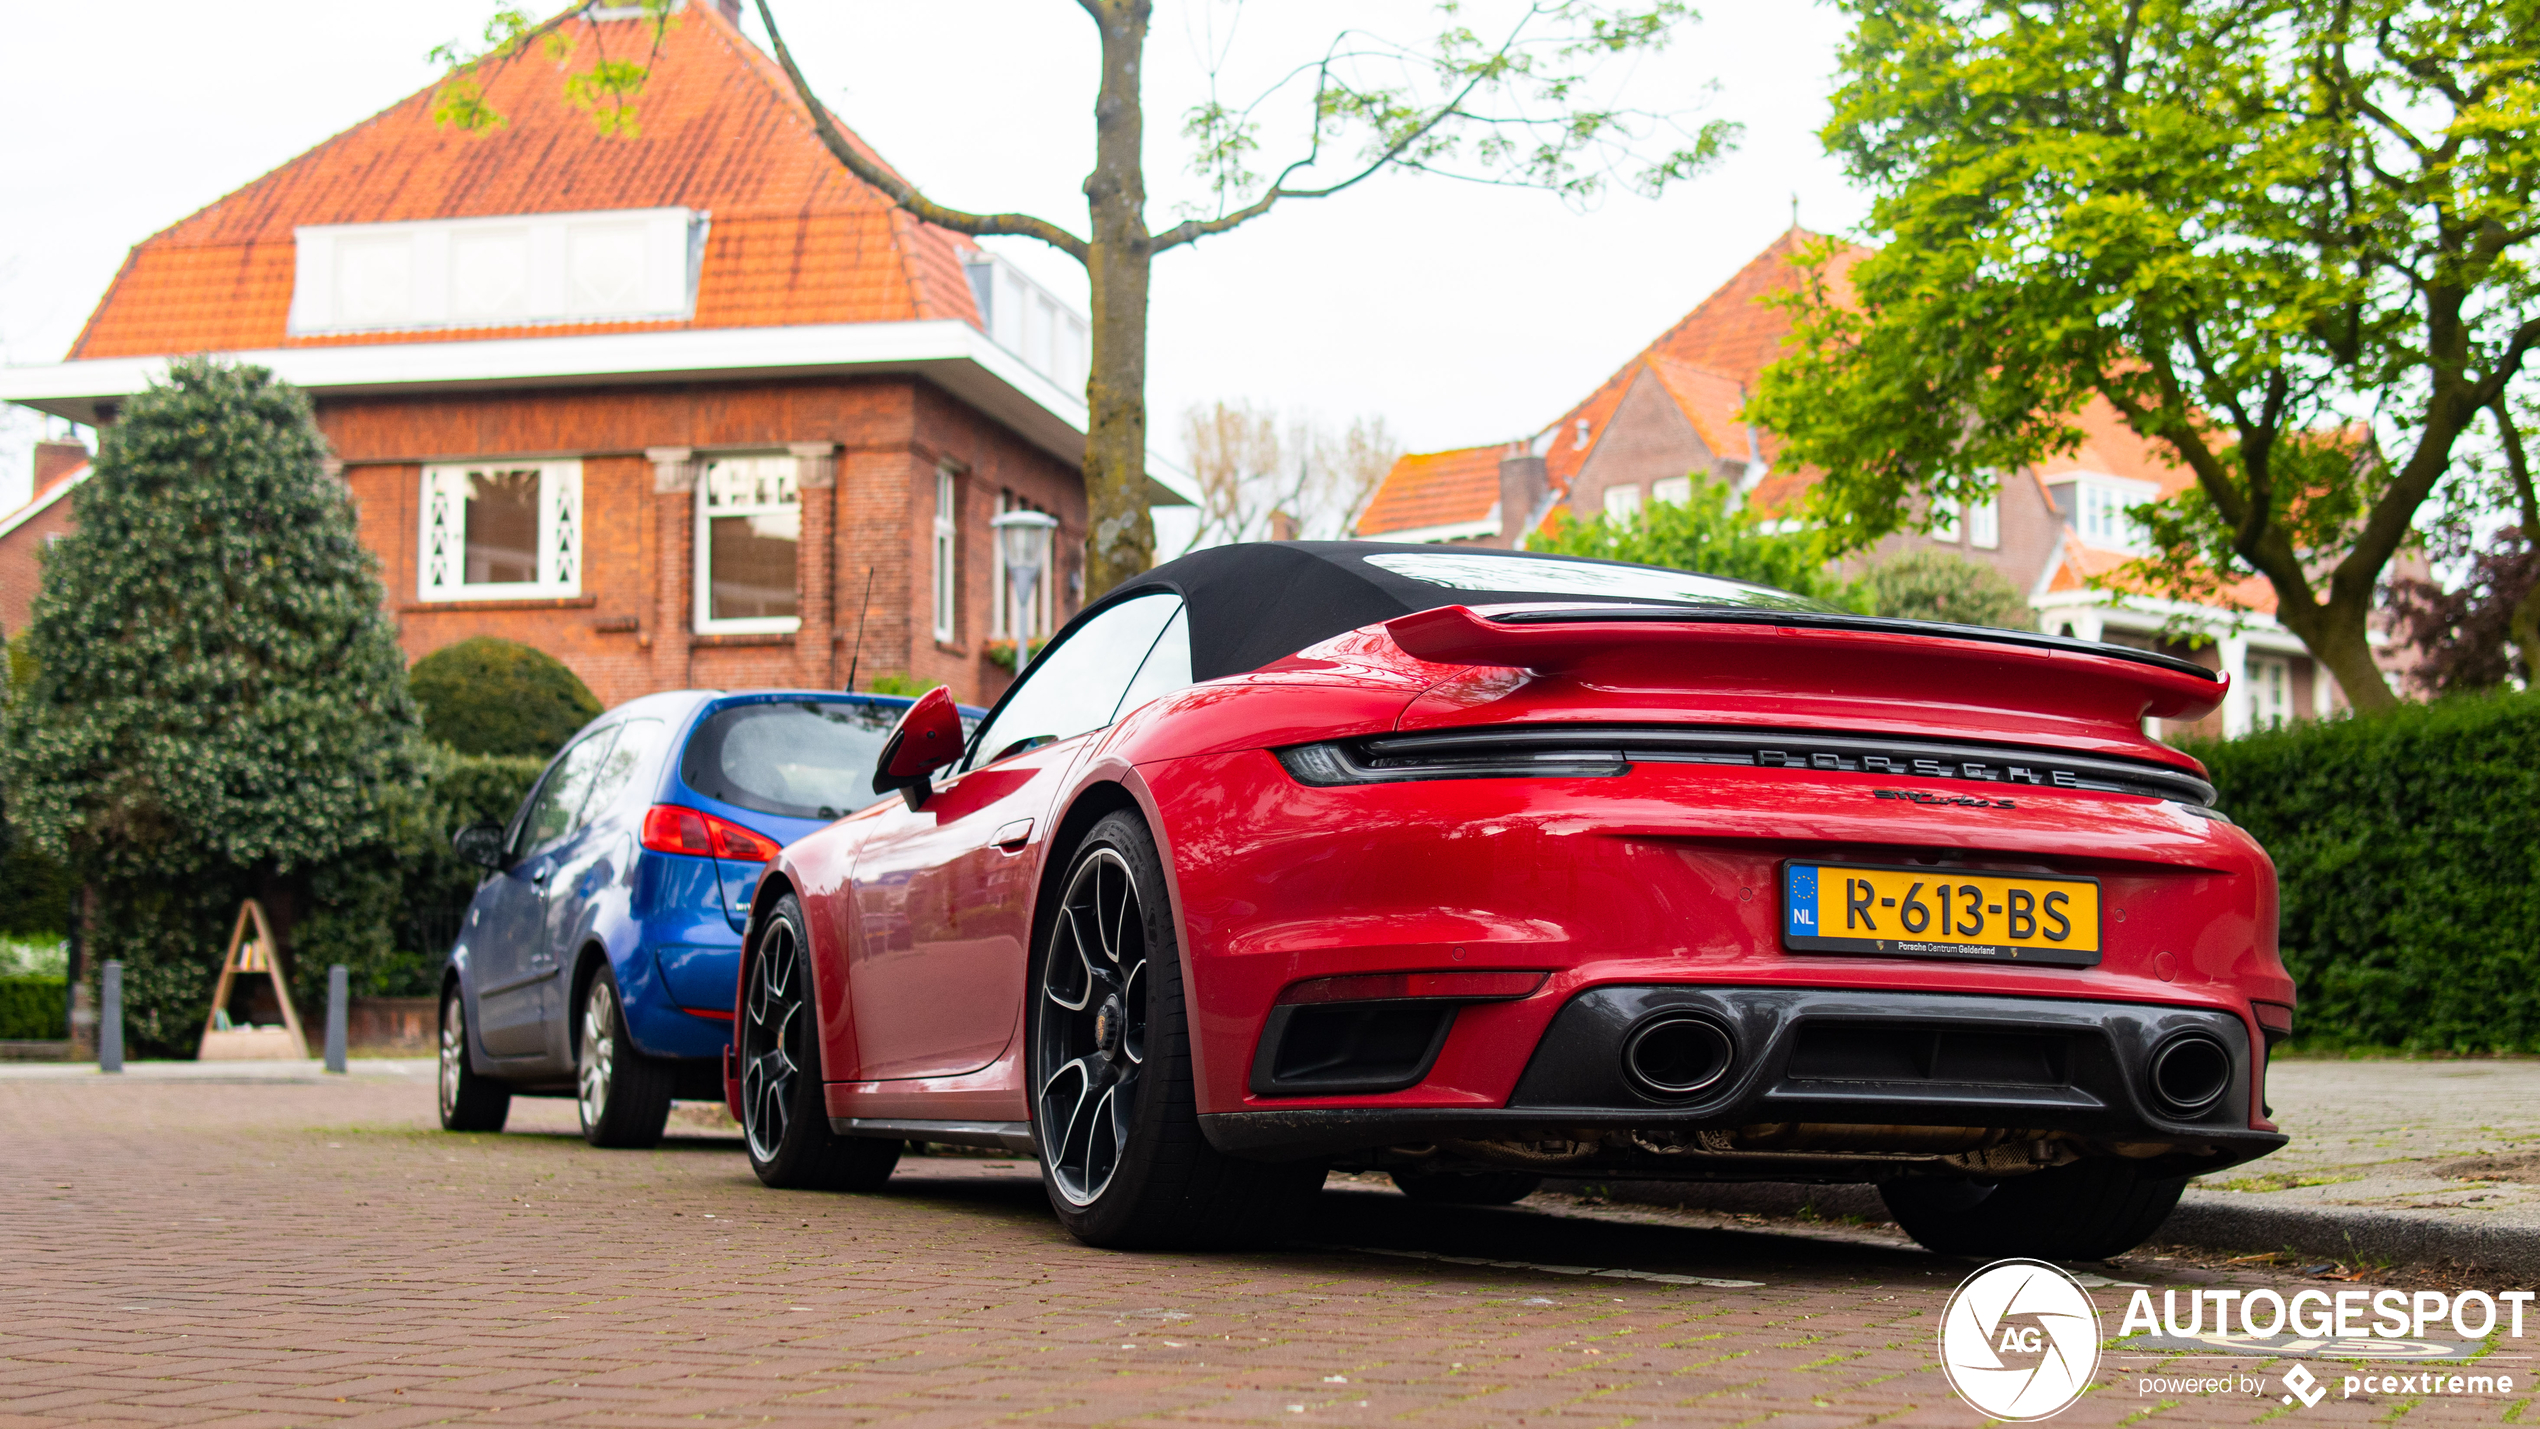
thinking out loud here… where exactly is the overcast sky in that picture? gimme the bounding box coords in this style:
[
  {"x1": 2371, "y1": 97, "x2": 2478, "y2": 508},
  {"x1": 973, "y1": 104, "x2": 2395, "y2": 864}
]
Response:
[{"x1": 0, "y1": 0, "x2": 1871, "y2": 512}]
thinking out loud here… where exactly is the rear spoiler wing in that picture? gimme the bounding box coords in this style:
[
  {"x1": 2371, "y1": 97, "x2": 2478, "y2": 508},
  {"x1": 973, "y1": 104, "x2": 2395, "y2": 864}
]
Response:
[{"x1": 1385, "y1": 603, "x2": 2227, "y2": 723}]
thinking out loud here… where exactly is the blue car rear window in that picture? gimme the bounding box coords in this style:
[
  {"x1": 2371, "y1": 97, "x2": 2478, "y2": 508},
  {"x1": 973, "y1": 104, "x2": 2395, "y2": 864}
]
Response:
[{"x1": 680, "y1": 700, "x2": 899, "y2": 820}]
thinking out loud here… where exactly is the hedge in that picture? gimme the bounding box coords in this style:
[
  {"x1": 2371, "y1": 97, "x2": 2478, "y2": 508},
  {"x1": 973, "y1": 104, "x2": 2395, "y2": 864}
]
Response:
[
  {"x1": 0, "y1": 977, "x2": 66, "y2": 1040},
  {"x1": 2182, "y1": 689, "x2": 2540, "y2": 1052}
]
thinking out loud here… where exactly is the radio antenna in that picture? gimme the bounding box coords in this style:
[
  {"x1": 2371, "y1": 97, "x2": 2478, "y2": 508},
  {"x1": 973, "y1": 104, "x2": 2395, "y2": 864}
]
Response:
[{"x1": 843, "y1": 566, "x2": 874, "y2": 692}]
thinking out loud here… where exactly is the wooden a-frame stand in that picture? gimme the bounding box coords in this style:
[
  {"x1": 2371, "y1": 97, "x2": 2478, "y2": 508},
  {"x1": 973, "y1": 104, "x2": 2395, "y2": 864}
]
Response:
[{"x1": 197, "y1": 900, "x2": 310, "y2": 1062}]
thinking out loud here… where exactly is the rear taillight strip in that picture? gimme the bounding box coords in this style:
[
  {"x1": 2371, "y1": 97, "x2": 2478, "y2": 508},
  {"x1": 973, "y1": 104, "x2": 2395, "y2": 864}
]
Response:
[{"x1": 1281, "y1": 724, "x2": 2217, "y2": 808}]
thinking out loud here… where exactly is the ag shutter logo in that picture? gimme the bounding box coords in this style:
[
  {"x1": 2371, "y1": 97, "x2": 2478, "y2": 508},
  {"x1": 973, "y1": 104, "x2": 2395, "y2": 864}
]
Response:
[{"x1": 1939, "y1": 1259, "x2": 2103, "y2": 1420}]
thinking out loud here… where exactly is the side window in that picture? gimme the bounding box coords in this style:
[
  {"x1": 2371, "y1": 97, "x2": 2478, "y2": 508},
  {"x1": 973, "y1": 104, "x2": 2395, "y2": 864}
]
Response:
[
  {"x1": 1112, "y1": 604, "x2": 1191, "y2": 724},
  {"x1": 513, "y1": 727, "x2": 618, "y2": 856},
  {"x1": 579, "y1": 718, "x2": 665, "y2": 824},
  {"x1": 967, "y1": 593, "x2": 1182, "y2": 770}
]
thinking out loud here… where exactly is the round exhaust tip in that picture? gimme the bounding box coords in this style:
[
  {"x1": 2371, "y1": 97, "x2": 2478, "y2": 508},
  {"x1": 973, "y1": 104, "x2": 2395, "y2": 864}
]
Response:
[
  {"x1": 2148, "y1": 1033, "x2": 2232, "y2": 1115},
  {"x1": 1621, "y1": 1013, "x2": 1736, "y2": 1099}
]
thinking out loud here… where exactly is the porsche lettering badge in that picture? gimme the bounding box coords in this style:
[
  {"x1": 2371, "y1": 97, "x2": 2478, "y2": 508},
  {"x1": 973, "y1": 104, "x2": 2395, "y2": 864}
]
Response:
[{"x1": 1781, "y1": 860, "x2": 2103, "y2": 967}]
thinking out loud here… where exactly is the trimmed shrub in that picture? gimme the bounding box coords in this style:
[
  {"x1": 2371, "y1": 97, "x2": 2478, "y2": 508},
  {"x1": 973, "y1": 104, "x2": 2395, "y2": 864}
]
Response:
[
  {"x1": 410, "y1": 637, "x2": 600, "y2": 759},
  {"x1": 0, "y1": 978, "x2": 66, "y2": 1040},
  {"x1": 2182, "y1": 689, "x2": 2540, "y2": 1052},
  {"x1": 0, "y1": 359, "x2": 420, "y2": 1057},
  {"x1": 1849, "y1": 550, "x2": 2032, "y2": 628}
]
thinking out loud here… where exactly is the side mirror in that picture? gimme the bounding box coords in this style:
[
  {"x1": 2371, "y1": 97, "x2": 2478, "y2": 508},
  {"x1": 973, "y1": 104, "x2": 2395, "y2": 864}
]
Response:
[
  {"x1": 452, "y1": 822, "x2": 508, "y2": 870},
  {"x1": 872, "y1": 686, "x2": 965, "y2": 810}
]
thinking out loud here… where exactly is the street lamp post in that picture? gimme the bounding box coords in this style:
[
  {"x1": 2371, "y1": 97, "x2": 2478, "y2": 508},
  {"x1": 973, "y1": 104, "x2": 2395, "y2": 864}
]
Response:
[{"x1": 990, "y1": 509, "x2": 1060, "y2": 663}]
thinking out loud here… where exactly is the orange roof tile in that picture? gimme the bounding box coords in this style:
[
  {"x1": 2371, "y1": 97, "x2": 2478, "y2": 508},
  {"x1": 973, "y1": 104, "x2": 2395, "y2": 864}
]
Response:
[
  {"x1": 69, "y1": 3, "x2": 979, "y2": 360},
  {"x1": 1356, "y1": 444, "x2": 1503, "y2": 537},
  {"x1": 2042, "y1": 529, "x2": 2278, "y2": 614},
  {"x1": 2034, "y1": 398, "x2": 2196, "y2": 497}
]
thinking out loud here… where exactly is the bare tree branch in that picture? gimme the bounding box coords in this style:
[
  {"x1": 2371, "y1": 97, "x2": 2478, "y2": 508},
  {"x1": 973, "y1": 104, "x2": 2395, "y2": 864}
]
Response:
[{"x1": 750, "y1": 0, "x2": 1089, "y2": 261}]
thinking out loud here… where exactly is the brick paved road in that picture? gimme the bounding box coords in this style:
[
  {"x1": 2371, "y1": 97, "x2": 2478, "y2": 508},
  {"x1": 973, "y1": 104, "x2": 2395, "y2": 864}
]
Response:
[{"x1": 0, "y1": 1073, "x2": 2522, "y2": 1426}]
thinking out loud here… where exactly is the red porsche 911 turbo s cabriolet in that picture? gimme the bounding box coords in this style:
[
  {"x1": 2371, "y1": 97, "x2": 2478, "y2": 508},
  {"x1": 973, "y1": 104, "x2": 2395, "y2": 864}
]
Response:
[{"x1": 725, "y1": 542, "x2": 2291, "y2": 1258}]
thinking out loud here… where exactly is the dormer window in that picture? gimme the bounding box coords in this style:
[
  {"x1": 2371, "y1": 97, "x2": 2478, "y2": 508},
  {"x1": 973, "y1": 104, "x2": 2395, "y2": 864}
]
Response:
[
  {"x1": 962, "y1": 252, "x2": 1090, "y2": 391},
  {"x1": 290, "y1": 208, "x2": 707, "y2": 336},
  {"x1": 2053, "y1": 475, "x2": 2158, "y2": 554}
]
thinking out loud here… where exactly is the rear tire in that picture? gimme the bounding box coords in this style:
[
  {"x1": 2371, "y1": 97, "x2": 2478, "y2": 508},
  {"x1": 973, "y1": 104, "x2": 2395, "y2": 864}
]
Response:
[
  {"x1": 1390, "y1": 1168, "x2": 1542, "y2": 1206},
  {"x1": 1029, "y1": 811, "x2": 1325, "y2": 1250},
  {"x1": 1882, "y1": 1160, "x2": 2187, "y2": 1261},
  {"x1": 437, "y1": 987, "x2": 510, "y2": 1133},
  {"x1": 740, "y1": 893, "x2": 901, "y2": 1191},
  {"x1": 577, "y1": 968, "x2": 674, "y2": 1149}
]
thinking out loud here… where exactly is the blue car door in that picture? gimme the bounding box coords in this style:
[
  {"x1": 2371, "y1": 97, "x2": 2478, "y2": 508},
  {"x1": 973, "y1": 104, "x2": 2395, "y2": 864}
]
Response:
[{"x1": 475, "y1": 725, "x2": 618, "y2": 1056}]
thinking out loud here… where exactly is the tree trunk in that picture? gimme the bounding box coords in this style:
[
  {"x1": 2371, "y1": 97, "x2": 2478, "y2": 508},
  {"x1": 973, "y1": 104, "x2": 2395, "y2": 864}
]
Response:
[
  {"x1": 2271, "y1": 595, "x2": 2393, "y2": 716},
  {"x1": 1080, "y1": 0, "x2": 1156, "y2": 601}
]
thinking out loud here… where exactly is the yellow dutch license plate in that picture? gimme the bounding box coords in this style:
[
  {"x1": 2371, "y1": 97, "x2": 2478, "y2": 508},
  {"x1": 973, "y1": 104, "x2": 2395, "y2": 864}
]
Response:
[{"x1": 1781, "y1": 861, "x2": 2102, "y2": 967}]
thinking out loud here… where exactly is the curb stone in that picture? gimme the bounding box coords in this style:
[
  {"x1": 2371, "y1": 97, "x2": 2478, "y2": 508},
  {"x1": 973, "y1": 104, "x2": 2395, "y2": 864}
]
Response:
[{"x1": 1542, "y1": 1179, "x2": 2540, "y2": 1278}]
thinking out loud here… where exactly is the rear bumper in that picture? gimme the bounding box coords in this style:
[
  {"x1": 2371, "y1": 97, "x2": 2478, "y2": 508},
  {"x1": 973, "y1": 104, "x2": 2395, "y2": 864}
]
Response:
[{"x1": 1201, "y1": 986, "x2": 2283, "y2": 1181}]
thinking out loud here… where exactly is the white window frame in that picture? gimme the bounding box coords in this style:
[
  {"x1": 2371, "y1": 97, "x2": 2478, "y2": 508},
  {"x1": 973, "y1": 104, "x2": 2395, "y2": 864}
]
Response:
[
  {"x1": 2249, "y1": 654, "x2": 2294, "y2": 728},
  {"x1": 2068, "y1": 476, "x2": 2159, "y2": 554},
  {"x1": 1650, "y1": 476, "x2": 1694, "y2": 507},
  {"x1": 291, "y1": 207, "x2": 707, "y2": 336},
  {"x1": 1602, "y1": 484, "x2": 1643, "y2": 522},
  {"x1": 416, "y1": 460, "x2": 583, "y2": 602},
  {"x1": 931, "y1": 465, "x2": 959, "y2": 644},
  {"x1": 1966, "y1": 493, "x2": 2001, "y2": 549},
  {"x1": 693, "y1": 453, "x2": 803, "y2": 636},
  {"x1": 1928, "y1": 494, "x2": 1963, "y2": 543}
]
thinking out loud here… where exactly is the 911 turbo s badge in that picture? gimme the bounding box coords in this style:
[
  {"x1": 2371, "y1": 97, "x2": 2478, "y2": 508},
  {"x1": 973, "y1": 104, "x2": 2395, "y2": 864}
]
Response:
[{"x1": 1874, "y1": 788, "x2": 2018, "y2": 810}]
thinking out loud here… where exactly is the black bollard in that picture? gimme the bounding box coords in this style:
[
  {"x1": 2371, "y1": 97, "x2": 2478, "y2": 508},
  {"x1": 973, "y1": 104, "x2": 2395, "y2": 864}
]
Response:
[
  {"x1": 99, "y1": 961, "x2": 123, "y2": 1073},
  {"x1": 325, "y1": 965, "x2": 349, "y2": 1074}
]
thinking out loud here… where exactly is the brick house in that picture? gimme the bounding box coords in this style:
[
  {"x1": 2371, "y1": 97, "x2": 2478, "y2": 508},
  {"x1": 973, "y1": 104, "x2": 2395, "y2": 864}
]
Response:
[
  {"x1": 0, "y1": 440, "x2": 92, "y2": 638},
  {"x1": 1356, "y1": 230, "x2": 2353, "y2": 740},
  {"x1": 0, "y1": 1, "x2": 1189, "y2": 709}
]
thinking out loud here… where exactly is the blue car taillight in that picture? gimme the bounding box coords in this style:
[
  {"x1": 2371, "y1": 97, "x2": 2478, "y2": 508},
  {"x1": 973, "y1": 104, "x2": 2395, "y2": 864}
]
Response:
[{"x1": 639, "y1": 804, "x2": 783, "y2": 862}]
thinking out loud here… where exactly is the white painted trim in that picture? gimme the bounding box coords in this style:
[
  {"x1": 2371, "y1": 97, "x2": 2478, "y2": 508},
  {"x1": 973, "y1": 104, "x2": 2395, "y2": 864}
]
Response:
[
  {"x1": 1353, "y1": 514, "x2": 1501, "y2": 544},
  {"x1": 0, "y1": 320, "x2": 1199, "y2": 508},
  {"x1": 0, "y1": 462, "x2": 90, "y2": 541}
]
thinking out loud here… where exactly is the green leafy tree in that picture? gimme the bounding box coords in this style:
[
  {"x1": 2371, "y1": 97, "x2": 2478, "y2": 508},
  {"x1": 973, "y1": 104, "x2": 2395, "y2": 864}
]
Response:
[
  {"x1": 1750, "y1": 0, "x2": 2540, "y2": 711},
  {"x1": 435, "y1": 1, "x2": 1735, "y2": 598},
  {"x1": 1851, "y1": 550, "x2": 2033, "y2": 629},
  {"x1": 409, "y1": 635, "x2": 602, "y2": 759},
  {"x1": 0, "y1": 359, "x2": 421, "y2": 1055},
  {"x1": 1531, "y1": 475, "x2": 1839, "y2": 599}
]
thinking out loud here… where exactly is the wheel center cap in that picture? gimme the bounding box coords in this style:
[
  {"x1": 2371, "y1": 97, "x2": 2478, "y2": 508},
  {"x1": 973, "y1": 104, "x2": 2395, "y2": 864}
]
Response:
[{"x1": 1093, "y1": 995, "x2": 1125, "y2": 1058}]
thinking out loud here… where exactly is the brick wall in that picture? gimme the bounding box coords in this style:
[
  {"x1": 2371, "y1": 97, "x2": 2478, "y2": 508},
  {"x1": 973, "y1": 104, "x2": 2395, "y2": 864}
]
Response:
[
  {"x1": 0, "y1": 376, "x2": 1082, "y2": 711},
  {"x1": 0, "y1": 492, "x2": 78, "y2": 638},
  {"x1": 318, "y1": 374, "x2": 1082, "y2": 709}
]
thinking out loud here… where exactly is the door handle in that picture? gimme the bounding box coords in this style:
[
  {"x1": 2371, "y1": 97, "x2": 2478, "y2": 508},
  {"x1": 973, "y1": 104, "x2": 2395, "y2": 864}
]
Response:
[
  {"x1": 992, "y1": 818, "x2": 1034, "y2": 851},
  {"x1": 530, "y1": 864, "x2": 554, "y2": 885}
]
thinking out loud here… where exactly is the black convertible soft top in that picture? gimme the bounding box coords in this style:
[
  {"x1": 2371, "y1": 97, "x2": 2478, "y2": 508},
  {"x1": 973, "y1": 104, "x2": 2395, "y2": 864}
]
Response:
[{"x1": 1084, "y1": 541, "x2": 2216, "y2": 683}]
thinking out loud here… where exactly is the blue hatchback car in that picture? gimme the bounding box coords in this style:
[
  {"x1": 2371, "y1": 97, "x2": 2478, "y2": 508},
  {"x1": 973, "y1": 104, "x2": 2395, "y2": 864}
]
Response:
[{"x1": 435, "y1": 689, "x2": 979, "y2": 1146}]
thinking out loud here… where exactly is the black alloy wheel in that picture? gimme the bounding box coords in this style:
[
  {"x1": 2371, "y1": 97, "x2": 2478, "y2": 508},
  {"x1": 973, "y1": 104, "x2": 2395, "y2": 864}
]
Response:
[
  {"x1": 1028, "y1": 810, "x2": 1325, "y2": 1249},
  {"x1": 437, "y1": 986, "x2": 511, "y2": 1133},
  {"x1": 1037, "y1": 844, "x2": 1150, "y2": 1208},
  {"x1": 740, "y1": 893, "x2": 900, "y2": 1191},
  {"x1": 1881, "y1": 1158, "x2": 2189, "y2": 1261},
  {"x1": 576, "y1": 966, "x2": 675, "y2": 1148}
]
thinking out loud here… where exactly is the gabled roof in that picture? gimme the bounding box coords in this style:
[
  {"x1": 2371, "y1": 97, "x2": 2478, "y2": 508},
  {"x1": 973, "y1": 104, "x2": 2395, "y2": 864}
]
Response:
[
  {"x1": 1352, "y1": 444, "x2": 1504, "y2": 540},
  {"x1": 1360, "y1": 228, "x2": 1861, "y2": 537},
  {"x1": 0, "y1": 461, "x2": 91, "y2": 542},
  {"x1": 68, "y1": 2, "x2": 979, "y2": 359}
]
